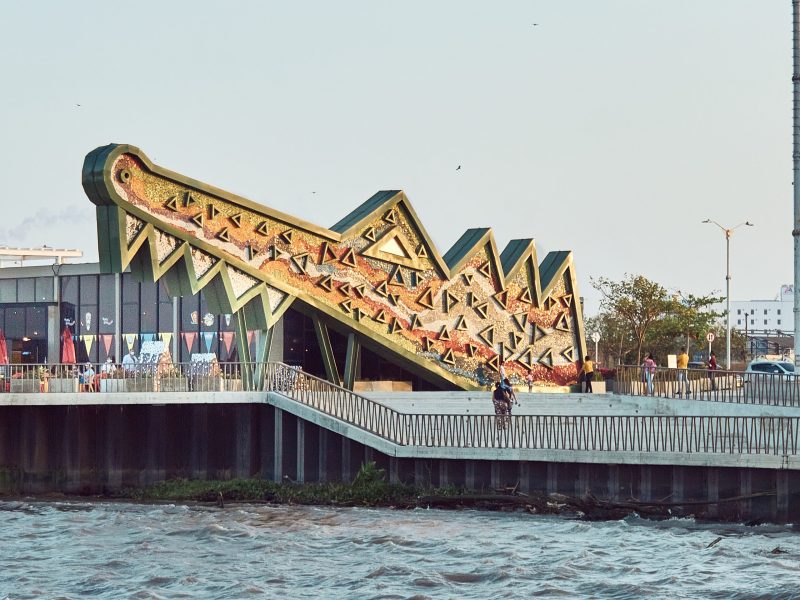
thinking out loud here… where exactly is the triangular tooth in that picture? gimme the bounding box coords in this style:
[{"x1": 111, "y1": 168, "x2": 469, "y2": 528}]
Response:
[{"x1": 164, "y1": 196, "x2": 179, "y2": 212}]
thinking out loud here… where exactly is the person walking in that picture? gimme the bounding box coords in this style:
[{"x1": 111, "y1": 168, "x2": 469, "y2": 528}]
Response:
[
  {"x1": 582, "y1": 355, "x2": 594, "y2": 393},
  {"x1": 642, "y1": 353, "x2": 656, "y2": 395},
  {"x1": 492, "y1": 382, "x2": 510, "y2": 430},
  {"x1": 676, "y1": 347, "x2": 691, "y2": 397},
  {"x1": 707, "y1": 351, "x2": 718, "y2": 392},
  {"x1": 525, "y1": 371, "x2": 534, "y2": 393},
  {"x1": 503, "y1": 378, "x2": 519, "y2": 407}
]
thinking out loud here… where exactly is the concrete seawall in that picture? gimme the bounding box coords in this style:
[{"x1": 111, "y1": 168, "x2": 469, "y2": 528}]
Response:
[{"x1": 0, "y1": 394, "x2": 799, "y2": 523}]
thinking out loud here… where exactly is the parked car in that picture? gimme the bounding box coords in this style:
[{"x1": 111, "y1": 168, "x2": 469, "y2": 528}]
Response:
[{"x1": 744, "y1": 359, "x2": 797, "y2": 381}]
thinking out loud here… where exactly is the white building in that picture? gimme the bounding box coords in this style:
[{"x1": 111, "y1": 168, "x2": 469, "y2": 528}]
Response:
[{"x1": 730, "y1": 285, "x2": 793, "y2": 333}]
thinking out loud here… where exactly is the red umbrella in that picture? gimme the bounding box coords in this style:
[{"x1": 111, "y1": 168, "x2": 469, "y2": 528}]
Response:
[
  {"x1": 0, "y1": 329, "x2": 8, "y2": 365},
  {"x1": 61, "y1": 327, "x2": 76, "y2": 364}
]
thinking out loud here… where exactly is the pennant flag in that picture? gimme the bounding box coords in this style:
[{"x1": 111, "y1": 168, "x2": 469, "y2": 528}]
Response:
[
  {"x1": 83, "y1": 335, "x2": 95, "y2": 356},
  {"x1": 141, "y1": 333, "x2": 155, "y2": 343},
  {"x1": 182, "y1": 331, "x2": 197, "y2": 352},
  {"x1": 124, "y1": 334, "x2": 137, "y2": 352},
  {"x1": 247, "y1": 330, "x2": 256, "y2": 346},
  {"x1": 161, "y1": 332, "x2": 173, "y2": 351},
  {"x1": 100, "y1": 334, "x2": 113, "y2": 356},
  {"x1": 203, "y1": 332, "x2": 215, "y2": 352},
  {"x1": 221, "y1": 331, "x2": 235, "y2": 355}
]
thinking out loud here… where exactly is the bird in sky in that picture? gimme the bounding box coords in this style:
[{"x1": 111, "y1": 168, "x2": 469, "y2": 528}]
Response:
[
  {"x1": 532, "y1": 23, "x2": 539, "y2": 26},
  {"x1": 456, "y1": 165, "x2": 461, "y2": 171},
  {"x1": 76, "y1": 103, "x2": 81, "y2": 107}
]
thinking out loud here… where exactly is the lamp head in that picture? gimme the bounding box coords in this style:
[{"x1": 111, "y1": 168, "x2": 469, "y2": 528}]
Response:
[{"x1": 702, "y1": 219, "x2": 710, "y2": 223}]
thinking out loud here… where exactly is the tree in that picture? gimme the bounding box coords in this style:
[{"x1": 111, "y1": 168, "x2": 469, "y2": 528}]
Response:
[
  {"x1": 592, "y1": 275, "x2": 671, "y2": 365},
  {"x1": 648, "y1": 292, "x2": 724, "y2": 357},
  {"x1": 591, "y1": 275, "x2": 723, "y2": 365},
  {"x1": 584, "y1": 312, "x2": 637, "y2": 367}
]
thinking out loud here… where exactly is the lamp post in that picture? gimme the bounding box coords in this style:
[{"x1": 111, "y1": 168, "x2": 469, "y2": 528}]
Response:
[{"x1": 702, "y1": 219, "x2": 754, "y2": 369}]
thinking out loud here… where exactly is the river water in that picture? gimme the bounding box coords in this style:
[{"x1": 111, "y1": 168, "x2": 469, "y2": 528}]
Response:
[{"x1": 0, "y1": 501, "x2": 799, "y2": 599}]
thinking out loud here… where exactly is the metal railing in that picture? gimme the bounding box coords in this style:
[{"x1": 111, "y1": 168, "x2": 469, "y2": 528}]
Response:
[
  {"x1": 0, "y1": 361, "x2": 252, "y2": 393},
  {"x1": 3, "y1": 361, "x2": 799, "y2": 455},
  {"x1": 616, "y1": 365, "x2": 800, "y2": 407},
  {"x1": 265, "y1": 363, "x2": 800, "y2": 455}
]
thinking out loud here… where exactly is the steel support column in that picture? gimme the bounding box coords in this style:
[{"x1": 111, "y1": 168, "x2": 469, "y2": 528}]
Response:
[
  {"x1": 312, "y1": 315, "x2": 341, "y2": 386},
  {"x1": 343, "y1": 333, "x2": 360, "y2": 390}
]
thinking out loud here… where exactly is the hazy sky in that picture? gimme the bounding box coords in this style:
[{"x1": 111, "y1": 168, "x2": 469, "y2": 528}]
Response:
[{"x1": 0, "y1": 1, "x2": 791, "y2": 315}]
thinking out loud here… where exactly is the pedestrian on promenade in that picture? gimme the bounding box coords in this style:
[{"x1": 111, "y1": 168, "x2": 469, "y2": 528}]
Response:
[
  {"x1": 642, "y1": 353, "x2": 656, "y2": 395},
  {"x1": 583, "y1": 355, "x2": 594, "y2": 393},
  {"x1": 676, "y1": 347, "x2": 691, "y2": 397},
  {"x1": 492, "y1": 382, "x2": 510, "y2": 430},
  {"x1": 707, "y1": 351, "x2": 718, "y2": 392},
  {"x1": 503, "y1": 378, "x2": 519, "y2": 407},
  {"x1": 525, "y1": 371, "x2": 534, "y2": 393},
  {"x1": 499, "y1": 360, "x2": 507, "y2": 383},
  {"x1": 122, "y1": 348, "x2": 137, "y2": 373}
]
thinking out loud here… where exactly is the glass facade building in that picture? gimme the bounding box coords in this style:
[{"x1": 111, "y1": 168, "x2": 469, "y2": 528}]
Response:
[{"x1": 0, "y1": 262, "x2": 435, "y2": 388}]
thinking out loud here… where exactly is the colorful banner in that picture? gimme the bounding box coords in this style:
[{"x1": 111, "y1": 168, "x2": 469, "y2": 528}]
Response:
[
  {"x1": 203, "y1": 332, "x2": 215, "y2": 352},
  {"x1": 181, "y1": 331, "x2": 197, "y2": 352},
  {"x1": 221, "y1": 331, "x2": 235, "y2": 356},
  {"x1": 161, "y1": 332, "x2": 173, "y2": 351},
  {"x1": 247, "y1": 330, "x2": 255, "y2": 346},
  {"x1": 100, "y1": 334, "x2": 113, "y2": 356},
  {"x1": 83, "y1": 335, "x2": 95, "y2": 356},
  {"x1": 141, "y1": 333, "x2": 155, "y2": 343},
  {"x1": 124, "y1": 334, "x2": 137, "y2": 352}
]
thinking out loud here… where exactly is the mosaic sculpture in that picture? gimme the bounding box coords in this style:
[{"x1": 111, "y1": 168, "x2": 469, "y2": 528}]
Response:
[{"x1": 83, "y1": 144, "x2": 586, "y2": 390}]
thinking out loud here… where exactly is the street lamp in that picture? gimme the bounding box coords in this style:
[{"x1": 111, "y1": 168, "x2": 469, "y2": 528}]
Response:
[{"x1": 702, "y1": 219, "x2": 754, "y2": 369}]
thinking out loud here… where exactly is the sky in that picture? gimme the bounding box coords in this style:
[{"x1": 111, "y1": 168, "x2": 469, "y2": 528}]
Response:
[{"x1": 0, "y1": 1, "x2": 791, "y2": 315}]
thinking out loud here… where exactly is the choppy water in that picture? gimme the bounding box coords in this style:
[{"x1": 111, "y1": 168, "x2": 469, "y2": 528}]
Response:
[{"x1": 0, "y1": 501, "x2": 799, "y2": 599}]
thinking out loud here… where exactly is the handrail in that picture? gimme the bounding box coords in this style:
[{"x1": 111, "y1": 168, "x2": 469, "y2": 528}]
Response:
[
  {"x1": 265, "y1": 363, "x2": 800, "y2": 455},
  {"x1": 3, "y1": 360, "x2": 800, "y2": 455},
  {"x1": 615, "y1": 364, "x2": 800, "y2": 407},
  {"x1": 0, "y1": 361, "x2": 252, "y2": 393}
]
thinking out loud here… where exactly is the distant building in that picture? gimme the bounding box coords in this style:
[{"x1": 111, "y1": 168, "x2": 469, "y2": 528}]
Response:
[{"x1": 730, "y1": 285, "x2": 794, "y2": 334}]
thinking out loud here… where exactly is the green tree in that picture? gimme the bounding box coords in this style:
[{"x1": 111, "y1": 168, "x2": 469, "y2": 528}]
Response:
[
  {"x1": 648, "y1": 292, "x2": 724, "y2": 358},
  {"x1": 591, "y1": 275, "x2": 723, "y2": 365},
  {"x1": 584, "y1": 312, "x2": 637, "y2": 367},
  {"x1": 592, "y1": 275, "x2": 671, "y2": 365}
]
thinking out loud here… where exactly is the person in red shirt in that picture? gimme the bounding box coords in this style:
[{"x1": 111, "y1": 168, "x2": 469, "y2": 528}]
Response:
[{"x1": 707, "y1": 351, "x2": 718, "y2": 392}]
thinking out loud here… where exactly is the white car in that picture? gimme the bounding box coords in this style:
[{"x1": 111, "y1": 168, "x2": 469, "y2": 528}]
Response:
[{"x1": 744, "y1": 359, "x2": 797, "y2": 381}]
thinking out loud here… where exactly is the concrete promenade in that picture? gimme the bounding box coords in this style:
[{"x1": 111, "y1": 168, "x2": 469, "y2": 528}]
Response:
[{"x1": 0, "y1": 387, "x2": 799, "y2": 521}]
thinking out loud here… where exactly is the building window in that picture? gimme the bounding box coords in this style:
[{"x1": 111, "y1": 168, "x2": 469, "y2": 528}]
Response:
[
  {"x1": 16, "y1": 278, "x2": 35, "y2": 303},
  {"x1": 778, "y1": 319, "x2": 782, "y2": 325},
  {"x1": 764, "y1": 319, "x2": 768, "y2": 325},
  {"x1": 737, "y1": 309, "x2": 742, "y2": 315},
  {"x1": 737, "y1": 319, "x2": 741, "y2": 325},
  {"x1": 764, "y1": 309, "x2": 768, "y2": 315},
  {"x1": 751, "y1": 319, "x2": 755, "y2": 325},
  {"x1": 750, "y1": 309, "x2": 754, "y2": 315},
  {"x1": 35, "y1": 277, "x2": 54, "y2": 302},
  {"x1": 0, "y1": 280, "x2": 15, "y2": 303},
  {"x1": 778, "y1": 309, "x2": 781, "y2": 315}
]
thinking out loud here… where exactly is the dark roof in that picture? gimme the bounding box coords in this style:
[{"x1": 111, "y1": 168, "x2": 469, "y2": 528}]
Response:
[
  {"x1": 500, "y1": 239, "x2": 533, "y2": 275},
  {"x1": 539, "y1": 250, "x2": 571, "y2": 289},
  {"x1": 442, "y1": 228, "x2": 489, "y2": 271},
  {"x1": 330, "y1": 190, "x2": 400, "y2": 234}
]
